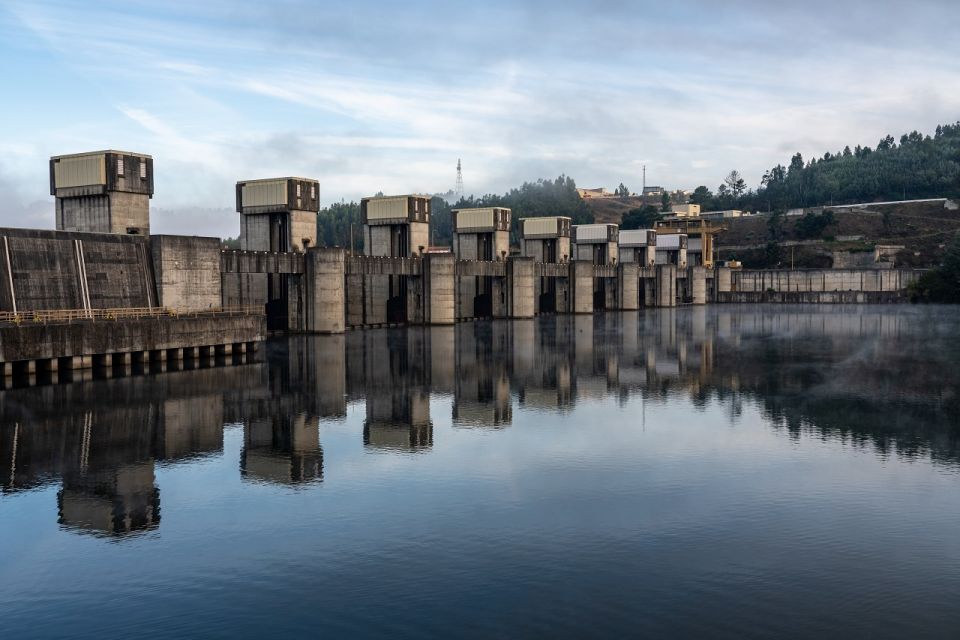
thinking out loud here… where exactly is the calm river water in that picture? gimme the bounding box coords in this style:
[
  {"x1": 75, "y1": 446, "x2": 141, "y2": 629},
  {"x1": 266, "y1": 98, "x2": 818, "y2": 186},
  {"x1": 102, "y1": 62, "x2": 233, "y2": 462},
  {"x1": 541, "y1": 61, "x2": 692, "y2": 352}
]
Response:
[{"x1": 2, "y1": 305, "x2": 959, "y2": 638}]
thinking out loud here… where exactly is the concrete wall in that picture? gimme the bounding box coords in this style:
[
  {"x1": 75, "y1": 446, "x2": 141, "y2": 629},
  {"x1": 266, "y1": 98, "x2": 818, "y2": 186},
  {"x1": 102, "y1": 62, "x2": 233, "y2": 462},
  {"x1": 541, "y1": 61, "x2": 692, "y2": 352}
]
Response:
[
  {"x1": 289, "y1": 210, "x2": 317, "y2": 251},
  {"x1": 151, "y1": 235, "x2": 222, "y2": 311},
  {"x1": 56, "y1": 192, "x2": 149, "y2": 236},
  {"x1": 0, "y1": 228, "x2": 155, "y2": 312},
  {"x1": 717, "y1": 268, "x2": 923, "y2": 303},
  {"x1": 0, "y1": 314, "x2": 264, "y2": 363}
]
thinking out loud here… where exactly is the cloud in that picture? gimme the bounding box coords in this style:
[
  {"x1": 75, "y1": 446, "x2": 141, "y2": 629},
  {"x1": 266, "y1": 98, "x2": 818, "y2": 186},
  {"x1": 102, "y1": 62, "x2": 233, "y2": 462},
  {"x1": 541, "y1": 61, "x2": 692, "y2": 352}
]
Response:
[{"x1": 1, "y1": 0, "x2": 958, "y2": 216}]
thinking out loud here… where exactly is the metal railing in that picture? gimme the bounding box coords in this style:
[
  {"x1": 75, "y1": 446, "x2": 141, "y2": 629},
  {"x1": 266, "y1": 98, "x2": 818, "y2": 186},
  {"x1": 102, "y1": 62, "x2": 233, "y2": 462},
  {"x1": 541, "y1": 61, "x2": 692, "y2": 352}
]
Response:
[{"x1": 0, "y1": 305, "x2": 264, "y2": 326}]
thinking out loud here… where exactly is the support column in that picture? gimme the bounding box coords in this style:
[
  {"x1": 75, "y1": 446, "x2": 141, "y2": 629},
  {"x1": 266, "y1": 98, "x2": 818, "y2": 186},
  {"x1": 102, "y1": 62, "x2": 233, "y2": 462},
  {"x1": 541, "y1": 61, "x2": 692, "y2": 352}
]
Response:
[
  {"x1": 571, "y1": 261, "x2": 594, "y2": 314},
  {"x1": 716, "y1": 267, "x2": 732, "y2": 302},
  {"x1": 508, "y1": 256, "x2": 535, "y2": 318},
  {"x1": 691, "y1": 266, "x2": 707, "y2": 305},
  {"x1": 305, "y1": 247, "x2": 346, "y2": 334},
  {"x1": 424, "y1": 253, "x2": 455, "y2": 325},
  {"x1": 656, "y1": 264, "x2": 678, "y2": 307},
  {"x1": 618, "y1": 263, "x2": 639, "y2": 310}
]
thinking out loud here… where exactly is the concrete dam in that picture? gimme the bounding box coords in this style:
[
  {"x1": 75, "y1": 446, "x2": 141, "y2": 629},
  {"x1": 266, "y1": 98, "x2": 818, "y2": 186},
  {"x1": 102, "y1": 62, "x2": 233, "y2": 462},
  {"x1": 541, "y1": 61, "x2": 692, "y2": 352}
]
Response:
[{"x1": 0, "y1": 149, "x2": 926, "y2": 386}]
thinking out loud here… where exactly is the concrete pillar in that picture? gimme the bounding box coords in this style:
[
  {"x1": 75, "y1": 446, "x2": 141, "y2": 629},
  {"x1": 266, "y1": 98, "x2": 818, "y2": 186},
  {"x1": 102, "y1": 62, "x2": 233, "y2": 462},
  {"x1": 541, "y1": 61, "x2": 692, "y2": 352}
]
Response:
[
  {"x1": 716, "y1": 267, "x2": 732, "y2": 297},
  {"x1": 691, "y1": 267, "x2": 707, "y2": 305},
  {"x1": 656, "y1": 264, "x2": 677, "y2": 307},
  {"x1": 305, "y1": 247, "x2": 346, "y2": 334},
  {"x1": 1, "y1": 362, "x2": 10, "y2": 378},
  {"x1": 572, "y1": 261, "x2": 594, "y2": 314},
  {"x1": 425, "y1": 253, "x2": 455, "y2": 325},
  {"x1": 618, "y1": 263, "x2": 639, "y2": 310},
  {"x1": 508, "y1": 256, "x2": 535, "y2": 318}
]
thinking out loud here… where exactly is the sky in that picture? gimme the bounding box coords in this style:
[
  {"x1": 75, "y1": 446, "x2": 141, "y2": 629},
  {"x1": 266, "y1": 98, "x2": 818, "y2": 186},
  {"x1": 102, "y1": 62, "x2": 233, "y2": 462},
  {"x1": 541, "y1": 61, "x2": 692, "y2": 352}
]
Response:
[{"x1": 0, "y1": 0, "x2": 958, "y2": 237}]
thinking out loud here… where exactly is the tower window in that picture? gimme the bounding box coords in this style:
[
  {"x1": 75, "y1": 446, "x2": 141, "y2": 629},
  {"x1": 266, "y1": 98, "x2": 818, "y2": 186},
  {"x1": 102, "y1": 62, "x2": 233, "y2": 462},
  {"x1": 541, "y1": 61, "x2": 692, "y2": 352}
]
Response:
[
  {"x1": 139, "y1": 160, "x2": 147, "y2": 179},
  {"x1": 296, "y1": 183, "x2": 302, "y2": 197},
  {"x1": 116, "y1": 155, "x2": 124, "y2": 176}
]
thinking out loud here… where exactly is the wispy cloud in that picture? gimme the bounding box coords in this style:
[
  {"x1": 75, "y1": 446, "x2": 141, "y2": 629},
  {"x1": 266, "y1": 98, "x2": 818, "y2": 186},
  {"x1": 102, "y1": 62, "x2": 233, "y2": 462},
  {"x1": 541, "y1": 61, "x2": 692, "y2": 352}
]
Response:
[{"x1": 1, "y1": 0, "x2": 958, "y2": 237}]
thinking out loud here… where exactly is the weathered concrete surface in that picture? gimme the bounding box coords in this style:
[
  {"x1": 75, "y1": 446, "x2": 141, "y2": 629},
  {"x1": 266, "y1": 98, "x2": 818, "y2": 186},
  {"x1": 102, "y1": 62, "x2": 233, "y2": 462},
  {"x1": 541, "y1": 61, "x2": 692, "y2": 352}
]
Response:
[
  {"x1": 151, "y1": 235, "x2": 222, "y2": 311},
  {"x1": 220, "y1": 250, "x2": 304, "y2": 274},
  {"x1": 656, "y1": 265, "x2": 677, "y2": 307},
  {"x1": 716, "y1": 268, "x2": 923, "y2": 303},
  {"x1": 0, "y1": 227, "x2": 155, "y2": 312},
  {"x1": 509, "y1": 257, "x2": 535, "y2": 318},
  {"x1": 0, "y1": 314, "x2": 264, "y2": 363},
  {"x1": 304, "y1": 247, "x2": 345, "y2": 333},
  {"x1": 691, "y1": 266, "x2": 707, "y2": 305},
  {"x1": 571, "y1": 261, "x2": 594, "y2": 313},
  {"x1": 618, "y1": 263, "x2": 639, "y2": 310},
  {"x1": 425, "y1": 253, "x2": 455, "y2": 325}
]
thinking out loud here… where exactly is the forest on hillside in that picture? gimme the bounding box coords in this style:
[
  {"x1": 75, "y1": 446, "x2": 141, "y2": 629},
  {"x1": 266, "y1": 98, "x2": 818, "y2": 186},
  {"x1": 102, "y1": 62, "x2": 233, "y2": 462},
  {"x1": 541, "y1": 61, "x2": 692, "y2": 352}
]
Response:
[
  {"x1": 689, "y1": 122, "x2": 960, "y2": 213},
  {"x1": 317, "y1": 175, "x2": 592, "y2": 249}
]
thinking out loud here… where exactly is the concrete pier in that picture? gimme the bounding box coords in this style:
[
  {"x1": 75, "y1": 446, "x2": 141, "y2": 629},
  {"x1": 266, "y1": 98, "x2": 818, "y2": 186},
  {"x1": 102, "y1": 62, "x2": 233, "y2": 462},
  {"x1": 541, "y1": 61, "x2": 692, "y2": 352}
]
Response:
[
  {"x1": 425, "y1": 253, "x2": 455, "y2": 325},
  {"x1": 618, "y1": 263, "x2": 639, "y2": 310},
  {"x1": 508, "y1": 257, "x2": 535, "y2": 319},
  {"x1": 656, "y1": 265, "x2": 678, "y2": 307},
  {"x1": 572, "y1": 261, "x2": 595, "y2": 313},
  {"x1": 304, "y1": 247, "x2": 346, "y2": 334}
]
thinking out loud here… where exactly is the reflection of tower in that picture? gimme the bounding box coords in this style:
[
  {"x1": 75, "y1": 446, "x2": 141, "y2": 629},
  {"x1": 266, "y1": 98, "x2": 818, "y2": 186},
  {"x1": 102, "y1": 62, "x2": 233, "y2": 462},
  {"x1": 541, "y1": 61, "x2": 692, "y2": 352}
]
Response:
[
  {"x1": 455, "y1": 158, "x2": 464, "y2": 199},
  {"x1": 453, "y1": 323, "x2": 512, "y2": 428},
  {"x1": 58, "y1": 462, "x2": 160, "y2": 537},
  {"x1": 363, "y1": 389, "x2": 433, "y2": 450},
  {"x1": 241, "y1": 414, "x2": 323, "y2": 485},
  {"x1": 361, "y1": 330, "x2": 433, "y2": 450}
]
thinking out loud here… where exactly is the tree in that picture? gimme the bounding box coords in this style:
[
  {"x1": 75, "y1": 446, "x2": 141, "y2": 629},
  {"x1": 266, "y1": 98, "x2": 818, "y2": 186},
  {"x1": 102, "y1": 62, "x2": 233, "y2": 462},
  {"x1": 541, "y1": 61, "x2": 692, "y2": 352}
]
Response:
[
  {"x1": 724, "y1": 170, "x2": 746, "y2": 198},
  {"x1": 690, "y1": 185, "x2": 713, "y2": 206},
  {"x1": 621, "y1": 205, "x2": 662, "y2": 230},
  {"x1": 911, "y1": 233, "x2": 960, "y2": 302},
  {"x1": 660, "y1": 191, "x2": 672, "y2": 213},
  {"x1": 615, "y1": 183, "x2": 630, "y2": 198}
]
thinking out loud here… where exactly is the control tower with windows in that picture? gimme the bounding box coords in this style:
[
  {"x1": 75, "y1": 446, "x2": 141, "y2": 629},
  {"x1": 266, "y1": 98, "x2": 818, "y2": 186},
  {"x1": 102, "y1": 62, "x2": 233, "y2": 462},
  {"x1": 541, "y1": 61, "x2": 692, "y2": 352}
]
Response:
[
  {"x1": 50, "y1": 150, "x2": 153, "y2": 235},
  {"x1": 361, "y1": 194, "x2": 431, "y2": 257},
  {"x1": 235, "y1": 177, "x2": 320, "y2": 252}
]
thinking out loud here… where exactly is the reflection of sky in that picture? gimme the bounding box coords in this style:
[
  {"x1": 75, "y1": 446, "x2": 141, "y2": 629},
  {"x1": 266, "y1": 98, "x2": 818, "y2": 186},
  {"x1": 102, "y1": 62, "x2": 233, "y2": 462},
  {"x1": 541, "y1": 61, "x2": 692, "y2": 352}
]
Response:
[{"x1": 2, "y1": 306, "x2": 960, "y2": 636}]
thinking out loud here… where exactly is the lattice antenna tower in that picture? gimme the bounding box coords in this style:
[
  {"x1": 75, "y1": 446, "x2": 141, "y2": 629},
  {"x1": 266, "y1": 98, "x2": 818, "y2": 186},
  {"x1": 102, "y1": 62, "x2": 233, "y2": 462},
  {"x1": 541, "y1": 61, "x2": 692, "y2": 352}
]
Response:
[{"x1": 455, "y1": 158, "x2": 464, "y2": 199}]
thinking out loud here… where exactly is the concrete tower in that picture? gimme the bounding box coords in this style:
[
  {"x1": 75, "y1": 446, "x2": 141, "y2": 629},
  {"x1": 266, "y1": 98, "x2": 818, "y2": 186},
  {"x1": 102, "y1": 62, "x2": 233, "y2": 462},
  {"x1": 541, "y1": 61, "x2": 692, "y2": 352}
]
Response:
[
  {"x1": 235, "y1": 177, "x2": 320, "y2": 252},
  {"x1": 572, "y1": 223, "x2": 619, "y2": 265},
  {"x1": 360, "y1": 194, "x2": 431, "y2": 257},
  {"x1": 50, "y1": 150, "x2": 153, "y2": 235},
  {"x1": 520, "y1": 216, "x2": 571, "y2": 263}
]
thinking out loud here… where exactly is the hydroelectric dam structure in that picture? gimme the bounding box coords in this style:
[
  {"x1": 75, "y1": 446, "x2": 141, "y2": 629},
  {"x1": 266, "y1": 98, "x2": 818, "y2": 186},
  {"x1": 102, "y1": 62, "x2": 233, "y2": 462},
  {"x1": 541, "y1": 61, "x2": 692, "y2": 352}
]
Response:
[{"x1": 0, "y1": 149, "x2": 925, "y2": 386}]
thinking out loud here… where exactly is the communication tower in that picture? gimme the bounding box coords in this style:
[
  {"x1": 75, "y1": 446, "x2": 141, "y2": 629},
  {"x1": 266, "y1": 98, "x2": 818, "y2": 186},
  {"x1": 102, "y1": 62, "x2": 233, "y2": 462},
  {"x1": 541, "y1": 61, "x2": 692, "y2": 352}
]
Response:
[{"x1": 455, "y1": 158, "x2": 464, "y2": 198}]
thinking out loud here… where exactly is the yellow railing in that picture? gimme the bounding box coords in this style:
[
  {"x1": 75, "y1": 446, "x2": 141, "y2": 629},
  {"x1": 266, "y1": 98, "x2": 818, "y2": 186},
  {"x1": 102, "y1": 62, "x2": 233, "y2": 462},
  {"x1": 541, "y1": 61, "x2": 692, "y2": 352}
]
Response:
[{"x1": 0, "y1": 305, "x2": 264, "y2": 326}]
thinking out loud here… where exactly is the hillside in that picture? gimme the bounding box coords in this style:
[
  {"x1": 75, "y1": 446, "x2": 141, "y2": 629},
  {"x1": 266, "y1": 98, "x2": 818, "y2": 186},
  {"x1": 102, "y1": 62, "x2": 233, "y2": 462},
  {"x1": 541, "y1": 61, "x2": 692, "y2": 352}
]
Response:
[
  {"x1": 584, "y1": 196, "x2": 960, "y2": 268},
  {"x1": 715, "y1": 200, "x2": 960, "y2": 268},
  {"x1": 585, "y1": 196, "x2": 663, "y2": 224}
]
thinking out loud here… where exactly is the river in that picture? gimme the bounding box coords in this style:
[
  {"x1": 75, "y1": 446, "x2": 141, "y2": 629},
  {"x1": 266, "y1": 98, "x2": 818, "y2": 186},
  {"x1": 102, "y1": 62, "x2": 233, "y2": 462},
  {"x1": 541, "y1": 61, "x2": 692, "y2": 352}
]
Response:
[{"x1": 1, "y1": 305, "x2": 959, "y2": 638}]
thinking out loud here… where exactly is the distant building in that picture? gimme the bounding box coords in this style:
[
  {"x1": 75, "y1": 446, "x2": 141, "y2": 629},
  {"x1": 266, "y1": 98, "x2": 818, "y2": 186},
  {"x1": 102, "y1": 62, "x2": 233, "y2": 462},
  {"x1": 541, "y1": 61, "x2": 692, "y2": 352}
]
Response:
[
  {"x1": 576, "y1": 187, "x2": 614, "y2": 199},
  {"x1": 642, "y1": 186, "x2": 664, "y2": 196},
  {"x1": 700, "y1": 209, "x2": 744, "y2": 220},
  {"x1": 671, "y1": 204, "x2": 701, "y2": 218}
]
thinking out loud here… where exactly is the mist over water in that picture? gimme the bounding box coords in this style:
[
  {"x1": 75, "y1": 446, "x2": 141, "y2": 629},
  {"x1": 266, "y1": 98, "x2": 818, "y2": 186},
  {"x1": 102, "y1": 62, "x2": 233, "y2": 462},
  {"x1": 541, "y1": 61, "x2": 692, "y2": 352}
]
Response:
[{"x1": 1, "y1": 305, "x2": 959, "y2": 638}]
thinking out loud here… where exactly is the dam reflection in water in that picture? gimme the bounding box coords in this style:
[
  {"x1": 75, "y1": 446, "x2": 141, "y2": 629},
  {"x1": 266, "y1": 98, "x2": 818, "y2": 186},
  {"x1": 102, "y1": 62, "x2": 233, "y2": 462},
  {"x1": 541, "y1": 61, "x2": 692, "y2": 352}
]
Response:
[
  {"x1": 2, "y1": 306, "x2": 958, "y2": 537},
  {"x1": 1, "y1": 306, "x2": 959, "y2": 638}
]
